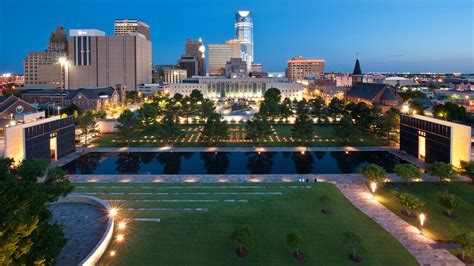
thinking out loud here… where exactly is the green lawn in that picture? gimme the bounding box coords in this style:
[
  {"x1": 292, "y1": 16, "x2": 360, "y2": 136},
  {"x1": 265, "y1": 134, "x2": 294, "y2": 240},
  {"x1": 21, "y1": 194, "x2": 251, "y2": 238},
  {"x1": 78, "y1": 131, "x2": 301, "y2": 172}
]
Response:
[
  {"x1": 378, "y1": 182, "x2": 474, "y2": 262},
  {"x1": 73, "y1": 182, "x2": 416, "y2": 265},
  {"x1": 93, "y1": 124, "x2": 382, "y2": 147}
]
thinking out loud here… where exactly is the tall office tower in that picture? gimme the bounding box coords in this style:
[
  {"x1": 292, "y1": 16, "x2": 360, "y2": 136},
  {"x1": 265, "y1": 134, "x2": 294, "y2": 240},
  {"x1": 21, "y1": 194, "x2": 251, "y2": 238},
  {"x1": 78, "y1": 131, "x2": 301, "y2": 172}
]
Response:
[
  {"x1": 286, "y1": 56, "x2": 325, "y2": 81},
  {"x1": 235, "y1": 11, "x2": 253, "y2": 71},
  {"x1": 185, "y1": 38, "x2": 206, "y2": 76},
  {"x1": 114, "y1": 19, "x2": 151, "y2": 40},
  {"x1": 24, "y1": 26, "x2": 68, "y2": 88},
  {"x1": 67, "y1": 29, "x2": 152, "y2": 91},
  {"x1": 177, "y1": 56, "x2": 198, "y2": 78},
  {"x1": 208, "y1": 40, "x2": 241, "y2": 76}
]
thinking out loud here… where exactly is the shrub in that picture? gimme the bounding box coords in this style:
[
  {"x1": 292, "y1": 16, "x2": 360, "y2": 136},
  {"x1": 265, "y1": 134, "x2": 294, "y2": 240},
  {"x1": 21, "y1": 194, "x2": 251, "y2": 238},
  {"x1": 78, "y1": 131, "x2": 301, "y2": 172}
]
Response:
[
  {"x1": 427, "y1": 162, "x2": 457, "y2": 184},
  {"x1": 392, "y1": 191, "x2": 425, "y2": 216},
  {"x1": 394, "y1": 164, "x2": 421, "y2": 186},
  {"x1": 229, "y1": 224, "x2": 254, "y2": 254},
  {"x1": 342, "y1": 231, "x2": 364, "y2": 261},
  {"x1": 460, "y1": 161, "x2": 474, "y2": 183},
  {"x1": 286, "y1": 232, "x2": 305, "y2": 256},
  {"x1": 438, "y1": 191, "x2": 466, "y2": 217},
  {"x1": 360, "y1": 164, "x2": 386, "y2": 184}
]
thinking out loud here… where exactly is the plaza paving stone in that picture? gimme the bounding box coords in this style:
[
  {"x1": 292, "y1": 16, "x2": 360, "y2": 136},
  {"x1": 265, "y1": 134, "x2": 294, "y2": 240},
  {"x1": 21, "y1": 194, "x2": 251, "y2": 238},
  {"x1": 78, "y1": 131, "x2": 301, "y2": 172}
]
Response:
[{"x1": 49, "y1": 202, "x2": 107, "y2": 266}]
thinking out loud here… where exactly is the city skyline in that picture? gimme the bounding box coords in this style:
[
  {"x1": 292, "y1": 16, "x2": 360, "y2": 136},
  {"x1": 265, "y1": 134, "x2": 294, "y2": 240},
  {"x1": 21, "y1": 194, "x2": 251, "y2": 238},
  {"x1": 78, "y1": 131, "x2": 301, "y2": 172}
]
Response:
[{"x1": 0, "y1": 0, "x2": 473, "y2": 74}]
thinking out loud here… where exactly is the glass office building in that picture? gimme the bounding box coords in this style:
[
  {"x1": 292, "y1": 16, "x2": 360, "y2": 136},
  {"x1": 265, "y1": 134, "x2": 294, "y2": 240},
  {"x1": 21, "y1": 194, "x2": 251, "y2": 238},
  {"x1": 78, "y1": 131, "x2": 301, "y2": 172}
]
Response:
[{"x1": 235, "y1": 11, "x2": 253, "y2": 71}]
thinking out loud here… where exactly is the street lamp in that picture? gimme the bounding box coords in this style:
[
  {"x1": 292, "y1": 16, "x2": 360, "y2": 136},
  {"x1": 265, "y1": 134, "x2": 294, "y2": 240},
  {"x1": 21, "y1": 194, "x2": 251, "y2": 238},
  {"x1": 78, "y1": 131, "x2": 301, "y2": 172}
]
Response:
[
  {"x1": 402, "y1": 104, "x2": 410, "y2": 114},
  {"x1": 58, "y1": 57, "x2": 68, "y2": 90}
]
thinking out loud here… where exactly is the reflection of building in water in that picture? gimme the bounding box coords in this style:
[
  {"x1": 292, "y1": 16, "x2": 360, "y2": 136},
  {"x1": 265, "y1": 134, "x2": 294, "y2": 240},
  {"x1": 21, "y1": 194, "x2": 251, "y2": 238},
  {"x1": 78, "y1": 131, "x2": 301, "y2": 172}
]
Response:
[{"x1": 169, "y1": 77, "x2": 303, "y2": 101}]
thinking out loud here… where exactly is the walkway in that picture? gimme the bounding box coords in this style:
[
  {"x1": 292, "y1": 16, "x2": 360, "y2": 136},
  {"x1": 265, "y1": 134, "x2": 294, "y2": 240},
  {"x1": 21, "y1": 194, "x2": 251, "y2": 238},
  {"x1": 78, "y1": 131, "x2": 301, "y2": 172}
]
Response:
[
  {"x1": 49, "y1": 202, "x2": 107, "y2": 266},
  {"x1": 334, "y1": 176, "x2": 463, "y2": 266}
]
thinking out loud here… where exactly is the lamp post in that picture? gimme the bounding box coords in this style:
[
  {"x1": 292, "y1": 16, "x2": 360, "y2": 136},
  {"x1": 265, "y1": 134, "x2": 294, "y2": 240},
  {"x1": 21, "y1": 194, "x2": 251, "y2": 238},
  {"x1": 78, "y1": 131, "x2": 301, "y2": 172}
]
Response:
[
  {"x1": 58, "y1": 57, "x2": 68, "y2": 90},
  {"x1": 370, "y1": 182, "x2": 377, "y2": 199},
  {"x1": 419, "y1": 213, "x2": 426, "y2": 235}
]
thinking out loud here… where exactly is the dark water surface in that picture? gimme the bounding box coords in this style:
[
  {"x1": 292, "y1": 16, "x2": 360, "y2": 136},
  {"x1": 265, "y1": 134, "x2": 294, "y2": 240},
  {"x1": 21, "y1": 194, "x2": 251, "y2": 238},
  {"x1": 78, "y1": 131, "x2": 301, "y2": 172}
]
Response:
[{"x1": 63, "y1": 151, "x2": 408, "y2": 175}]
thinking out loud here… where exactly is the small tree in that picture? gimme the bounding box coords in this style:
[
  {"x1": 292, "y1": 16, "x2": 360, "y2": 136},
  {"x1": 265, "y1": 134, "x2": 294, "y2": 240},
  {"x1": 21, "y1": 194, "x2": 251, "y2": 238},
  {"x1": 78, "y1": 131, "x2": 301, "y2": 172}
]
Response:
[
  {"x1": 115, "y1": 110, "x2": 139, "y2": 147},
  {"x1": 320, "y1": 195, "x2": 331, "y2": 213},
  {"x1": 394, "y1": 164, "x2": 421, "y2": 186},
  {"x1": 246, "y1": 113, "x2": 272, "y2": 145},
  {"x1": 392, "y1": 191, "x2": 425, "y2": 217},
  {"x1": 292, "y1": 113, "x2": 314, "y2": 145},
  {"x1": 334, "y1": 115, "x2": 360, "y2": 145},
  {"x1": 454, "y1": 229, "x2": 474, "y2": 262},
  {"x1": 360, "y1": 163, "x2": 386, "y2": 184},
  {"x1": 286, "y1": 232, "x2": 305, "y2": 259},
  {"x1": 460, "y1": 161, "x2": 474, "y2": 184},
  {"x1": 202, "y1": 113, "x2": 228, "y2": 144},
  {"x1": 342, "y1": 231, "x2": 363, "y2": 262},
  {"x1": 428, "y1": 162, "x2": 457, "y2": 184},
  {"x1": 76, "y1": 111, "x2": 98, "y2": 147},
  {"x1": 438, "y1": 191, "x2": 466, "y2": 217},
  {"x1": 229, "y1": 224, "x2": 254, "y2": 257}
]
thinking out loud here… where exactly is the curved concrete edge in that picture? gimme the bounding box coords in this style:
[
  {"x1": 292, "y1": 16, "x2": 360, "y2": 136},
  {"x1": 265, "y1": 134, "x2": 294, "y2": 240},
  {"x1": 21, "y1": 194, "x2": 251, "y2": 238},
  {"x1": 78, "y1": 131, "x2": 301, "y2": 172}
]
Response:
[{"x1": 54, "y1": 195, "x2": 114, "y2": 266}]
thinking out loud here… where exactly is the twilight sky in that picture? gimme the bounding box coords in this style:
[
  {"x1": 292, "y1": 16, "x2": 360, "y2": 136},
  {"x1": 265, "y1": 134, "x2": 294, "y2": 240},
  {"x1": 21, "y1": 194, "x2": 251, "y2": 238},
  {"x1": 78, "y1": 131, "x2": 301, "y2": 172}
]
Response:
[{"x1": 0, "y1": 0, "x2": 472, "y2": 74}]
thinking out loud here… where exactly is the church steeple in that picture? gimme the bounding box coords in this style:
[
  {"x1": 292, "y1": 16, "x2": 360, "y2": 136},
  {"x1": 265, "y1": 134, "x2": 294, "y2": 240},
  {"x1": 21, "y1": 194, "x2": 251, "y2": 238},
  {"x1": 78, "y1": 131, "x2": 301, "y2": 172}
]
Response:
[
  {"x1": 353, "y1": 54, "x2": 362, "y2": 75},
  {"x1": 352, "y1": 55, "x2": 363, "y2": 85}
]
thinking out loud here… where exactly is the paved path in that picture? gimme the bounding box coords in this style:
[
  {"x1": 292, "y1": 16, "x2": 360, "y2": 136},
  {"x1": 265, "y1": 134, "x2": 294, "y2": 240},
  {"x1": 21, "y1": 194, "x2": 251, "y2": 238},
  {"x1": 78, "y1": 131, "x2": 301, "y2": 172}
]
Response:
[
  {"x1": 334, "y1": 176, "x2": 463, "y2": 266},
  {"x1": 49, "y1": 202, "x2": 107, "y2": 266}
]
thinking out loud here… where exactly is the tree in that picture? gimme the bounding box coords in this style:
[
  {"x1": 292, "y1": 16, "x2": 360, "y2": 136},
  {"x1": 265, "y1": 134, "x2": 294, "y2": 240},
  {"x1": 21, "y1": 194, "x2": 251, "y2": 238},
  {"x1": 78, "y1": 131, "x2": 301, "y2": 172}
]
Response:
[
  {"x1": 460, "y1": 161, "x2": 474, "y2": 183},
  {"x1": 199, "y1": 99, "x2": 216, "y2": 122},
  {"x1": 286, "y1": 232, "x2": 305, "y2": 259},
  {"x1": 433, "y1": 102, "x2": 469, "y2": 123},
  {"x1": 189, "y1": 89, "x2": 204, "y2": 102},
  {"x1": 292, "y1": 113, "x2": 314, "y2": 145},
  {"x1": 259, "y1": 88, "x2": 281, "y2": 120},
  {"x1": 394, "y1": 164, "x2": 421, "y2": 186},
  {"x1": 376, "y1": 108, "x2": 400, "y2": 145},
  {"x1": 202, "y1": 113, "x2": 228, "y2": 144},
  {"x1": 76, "y1": 110, "x2": 98, "y2": 147},
  {"x1": 320, "y1": 195, "x2": 331, "y2": 214},
  {"x1": 279, "y1": 98, "x2": 293, "y2": 122},
  {"x1": 246, "y1": 113, "x2": 272, "y2": 144},
  {"x1": 229, "y1": 224, "x2": 254, "y2": 257},
  {"x1": 392, "y1": 191, "x2": 425, "y2": 217},
  {"x1": 360, "y1": 163, "x2": 386, "y2": 184},
  {"x1": 0, "y1": 158, "x2": 73, "y2": 265},
  {"x1": 158, "y1": 112, "x2": 181, "y2": 143},
  {"x1": 453, "y1": 228, "x2": 474, "y2": 262},
  {"x1": 137, "y1": 102, "x2": 158, "y2": 130},
  {"x1": 342, "y1": 231, "x2": 363, "y2": 262},
  {"x1": 115, "y1": 110, "x2": 139, "y2": 147},
  {"x1": 334, "y1": 115, "x2": 360, "y2": 145},
  {"x1": 309, "y1": 96, "x2": 326, "y2": 122},
  {"x1": 438, "y1": 191, "x2": 466, "y2": 217},
  {"x1": 328, "y1": 97, "x2": 345, "y2": 118},
  {"x1": 427, "y1": 162, "x2": 457, "y2": 184}
]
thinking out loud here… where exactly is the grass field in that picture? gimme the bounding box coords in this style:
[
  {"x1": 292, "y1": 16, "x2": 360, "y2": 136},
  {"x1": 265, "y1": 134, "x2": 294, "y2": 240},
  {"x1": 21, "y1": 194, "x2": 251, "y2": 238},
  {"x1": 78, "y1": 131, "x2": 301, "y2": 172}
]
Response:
[
  {"x1": 73, "y1": 182, "x2": 416, "y2": 265},
  {"x1": 94, "y1": 124, "x2": 381, "y2": 147},
  {"x1": 378, "y1": 182, "x2": 474, "y2": 262}
]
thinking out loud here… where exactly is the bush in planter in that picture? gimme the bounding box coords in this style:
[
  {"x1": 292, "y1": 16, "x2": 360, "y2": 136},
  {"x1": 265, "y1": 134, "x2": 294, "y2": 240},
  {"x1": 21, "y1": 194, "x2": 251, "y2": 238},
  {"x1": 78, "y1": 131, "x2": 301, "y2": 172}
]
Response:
[
  {"x1": 427, "y1": 162, "x2": 457, "y2": 184},
  {"x1": 229, "y1": 224, "x2": 254, "y2": 257},
  {"x1": 394, "y1": 164, "x2": 421, "y2": 186},
  {"x1": 342, "y1": 231, "x2": 364, "y2": 263},
  {"x1": 392, "y1": 191, "x2": 425, "y2": 217},
  {"x1": 286, "y1": 232, "x2": 305, "y2": 260},
  {"x1": 320, "y1": 195, "x2": 331, "y2": 214},
  {"x1": 360, "y1": 163, "x2": 386, "y2": 184},
  {"x1": 460, "y1": 161, "x2": 474, "y2": 184},
  {"x1": 438, "y1": 191, "x2": 466, "y2": 218}
]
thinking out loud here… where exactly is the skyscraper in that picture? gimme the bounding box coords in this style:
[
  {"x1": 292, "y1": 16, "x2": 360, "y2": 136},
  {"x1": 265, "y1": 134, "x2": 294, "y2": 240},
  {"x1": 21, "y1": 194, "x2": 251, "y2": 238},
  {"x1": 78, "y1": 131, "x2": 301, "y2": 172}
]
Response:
[
  {"x1": 208, "y1": 40, "x2": 241, "y2": 76},
  {"x1": 177, "y1": 56, "x2": 198, "y2": 78},
  {"x1": 67, "y1": 29, "x2": 152, "y2": 91},
  {"x1": 114, "y1": 19, "x2": 151, "y2": 40},
  {"x1": 185, "y1": 38, "x2": 206, "y2": 76},
  {"x1": 24, "y1": 26, "x2": 68, "y2": 88},
  {"x1": 235, "y1": 11, "x2": 253, "y2": 71}
]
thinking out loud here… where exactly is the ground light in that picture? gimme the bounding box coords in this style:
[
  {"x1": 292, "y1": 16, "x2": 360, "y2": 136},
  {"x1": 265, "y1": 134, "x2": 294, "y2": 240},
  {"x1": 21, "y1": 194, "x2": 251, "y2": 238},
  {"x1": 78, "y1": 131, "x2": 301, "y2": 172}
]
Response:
[
  {"x1": 370, "y1": 182, "x2": 377, "y2": 199},
  {"x1": 116, "y1": 234, "x2": 124, "y2": 242},
  {"x1": 118, "y1": 221, "x2": 126, "y2": 230},
  {"x1": 110, "y1": 251, "x2": 116, "y2": 257},
  {"x1": 419, "y1": 213, "x2": 426, "y2": 235},
  {"x1": 108, "y1": 207, "x2": 118, "y2": 218}
]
